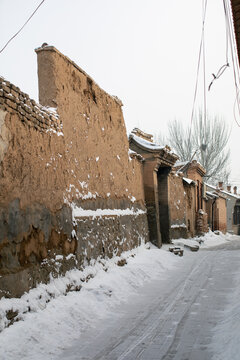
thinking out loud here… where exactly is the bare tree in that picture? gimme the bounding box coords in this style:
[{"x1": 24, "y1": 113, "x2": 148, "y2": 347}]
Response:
[
  {"x1": 166, "y1": 111, "x2": 230, "y2": 182},
  {"x1": 153, "y1": 132, "x2": 167, "y2": 146}
]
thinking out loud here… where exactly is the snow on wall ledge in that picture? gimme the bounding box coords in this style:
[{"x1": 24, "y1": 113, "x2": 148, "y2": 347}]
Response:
[{"x1": 71, "y1": 203, "x2": 146, "y2": 219}]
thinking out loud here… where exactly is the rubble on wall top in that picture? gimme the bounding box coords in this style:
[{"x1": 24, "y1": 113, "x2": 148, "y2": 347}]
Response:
[{"x1": 0, "y1": 76, "x2": 62, "y2": 135}]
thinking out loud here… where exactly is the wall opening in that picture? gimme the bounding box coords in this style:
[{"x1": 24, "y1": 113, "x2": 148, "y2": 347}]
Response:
[{"x1": 157, "y1": 166, "x2": 171, "y2": 243}]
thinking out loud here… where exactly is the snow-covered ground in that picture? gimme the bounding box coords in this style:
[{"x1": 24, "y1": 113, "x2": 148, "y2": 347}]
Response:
[
  {"x1": 0, "y1": 231, "x2": 240, "y2": 360},
  {"x1": 0, "y1": 243, "x2": 180, "y2": 360},
  {"x1": 172, "y1": 230, "x2": 236, "y2": 249}
]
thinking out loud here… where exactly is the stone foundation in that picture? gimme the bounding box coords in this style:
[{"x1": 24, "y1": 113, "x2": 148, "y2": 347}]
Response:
[{"x1": 0, "y1": 198, "x2": 148, "y2": 299}]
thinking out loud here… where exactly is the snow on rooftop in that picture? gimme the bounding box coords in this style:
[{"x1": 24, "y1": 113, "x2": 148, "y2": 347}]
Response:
[
  {"x1": 130, "y1": 134, "x2": 165, "y2": 151},
  {"x1": 205, "y1": 183, "x2": 240, "y2": 199},
  {"x1": 183, "y1": 177, "x2": 195, "y2": 185},
  {"x1": 205, "y1": 183, "x2": 217, "y2": 190},
  {"x1": 174, "y1": 160, "x2": 189, "y2": 168},
  {"x1": 206, "y1": 191, "x2": 218, "y2": 198},
  {"x1": 220, "y1": 189, "x2": 240, "y2": 199}
]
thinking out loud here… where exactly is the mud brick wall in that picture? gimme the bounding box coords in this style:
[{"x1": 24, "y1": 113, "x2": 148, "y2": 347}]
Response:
[
  {"x1": 214, "y1": 197, "x2": 227, "y2": 233},
  {"x1": 169, "y1": 173, "x2": 196, "y2": 239},
  {"x1": 169, "y1": 174, "x2": 188, "y2": 239},
  {"x1": 0, "y1": 46, "x2": 148, "y2": 299},
  {"x1": 196, "y1": 210, "x2": 208, "y2": 235}
]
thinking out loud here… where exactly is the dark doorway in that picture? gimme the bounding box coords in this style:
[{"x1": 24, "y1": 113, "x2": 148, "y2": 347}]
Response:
[{"x1": 157, "y1": 166, "x2": 171, "y2": 243}]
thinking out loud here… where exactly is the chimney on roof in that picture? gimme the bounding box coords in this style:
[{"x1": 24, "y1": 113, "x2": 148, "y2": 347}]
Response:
[
  {"x1": 218, "y1": 181, "x2": 223, "y2": 190},
  {"x1": 227, "y1": 185, "x2": 231, "y2": 193},
  {"x1": 234, "y1": 186, "x2": 237, "y2": 195}
]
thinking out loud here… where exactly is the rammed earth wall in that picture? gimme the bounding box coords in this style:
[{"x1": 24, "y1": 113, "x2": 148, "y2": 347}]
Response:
[
  {"x1": 169, "y1": 173, "x2": 196, "y2": 239},
  {"x1": 0, "y1": 46, "x2": 148, "y2": 299}
]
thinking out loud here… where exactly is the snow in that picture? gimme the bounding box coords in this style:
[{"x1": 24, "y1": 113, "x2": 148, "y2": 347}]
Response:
[
  {"x1": 172, "y1": 230, "x2": 237, "y2": 249},
  {"x1": 174, "y1": 160, "x2": 189, "y2": 167},
  {"x1": 64, "y1": 184, "x2": 98, "y2": 202},
  {"x1": 210, "y1": 264, "x2": 240, "y2": 360},
  {"x1": 42, "y1": 106, "x2": 58, "y2": 114},
  {"x1": 130, "y1": 133, "x2": 165, "y2": 151},
  {"x1": 200, "y1": 230, "x2": 235, "y2": 248},
  {"x1": 206, "y1": 190, "x2": 218, "y2": 198},
  {"x1": 71, "y1": 230, "x2": 76, "y2": 238},
  {"x1": 128, "y1": 148, "x2": 135, "y2": 154},
  {"x1": 46, "y1": 127, "x2": 64, "y2": 137},
  {"x1": 0, "y1": 243, "x2": 180, "y2": 360},
  {"x1": 183, "y1": 176, "x2": 195, "y2": 185},
  {"x1": 171, "y1": 223, "x2": 187, "y2": 229},
  {"x1": 71, "y1": 204, "x2": 146, "y2": 220},
  {"x1": 205, "y1": 182, "x2": 240, "y2": 199},
  {"x1": 78, "y1": 181, "x2": 88, "y2": 189},
  {"x1": 1, "y1": 232, "x2": 240, "y2": 360}
]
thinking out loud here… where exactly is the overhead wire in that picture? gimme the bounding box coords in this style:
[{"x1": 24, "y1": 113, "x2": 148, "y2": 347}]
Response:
[
  {"x1": 0, "y1": 0, "x2": 46, "y2": 54},
  {"x1": 202, "y1": 0, "x2": 207, "y2": 130},
  {"x1": 188, "y1": 0, "x2": 208, "y2": 142},
  {"x1": 223, "y1": 0, "x2": 240, "y2": 126},
  {"x1": 208, "y1": 0, "x2": 230, "y2": 91}
]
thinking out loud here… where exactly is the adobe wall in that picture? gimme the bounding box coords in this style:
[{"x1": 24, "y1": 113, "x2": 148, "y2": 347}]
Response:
[
  {"x1": 215, "y1": 197, "x2": 227, "y2": 233},
  {"x1": 169, "y1": 174, "x2": 196, "y2": 239},
  {"x1": 0, "y1": 46, "x2": 148, "y2": 298}
]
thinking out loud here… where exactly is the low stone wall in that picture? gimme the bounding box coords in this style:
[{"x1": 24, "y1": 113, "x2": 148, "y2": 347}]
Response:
[{"x1": 0, "y1": 198, "x2": 148, "y2": 298}]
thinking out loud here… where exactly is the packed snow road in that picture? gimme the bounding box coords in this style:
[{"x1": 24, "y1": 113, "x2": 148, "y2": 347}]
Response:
[
  {"x1": 1, "y1": 234, "x2": 240, "y2": 360},
  {"x1": 60, "y1": 239, "x2": 240, "y2": 360}
]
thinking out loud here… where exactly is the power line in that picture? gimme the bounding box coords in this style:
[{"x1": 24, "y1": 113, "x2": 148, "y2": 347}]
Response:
[
  {"x1": 223, "y1": 0, "x2": 240, "y2": 127},
  {"x1": 0, "y1": 0, "x2": 46, "y2": 54},
  {"x1": 189, "y1": 0, "x2": 208, "y2": 141},
  {"x1": 208, "y1": 0, "x2": 230, "y2": 91}
]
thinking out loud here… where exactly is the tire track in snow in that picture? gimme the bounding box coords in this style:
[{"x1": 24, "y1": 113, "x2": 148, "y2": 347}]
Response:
[{"x1": 94, "y1": 252, "x2": 213, "y2": 360}]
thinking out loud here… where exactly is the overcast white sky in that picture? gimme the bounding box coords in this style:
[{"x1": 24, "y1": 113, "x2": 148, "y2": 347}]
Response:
[{"x1": 0, "y1": 0, "x2": 239, "y2": 188}]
